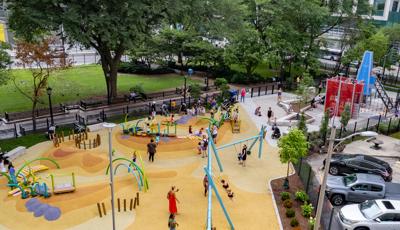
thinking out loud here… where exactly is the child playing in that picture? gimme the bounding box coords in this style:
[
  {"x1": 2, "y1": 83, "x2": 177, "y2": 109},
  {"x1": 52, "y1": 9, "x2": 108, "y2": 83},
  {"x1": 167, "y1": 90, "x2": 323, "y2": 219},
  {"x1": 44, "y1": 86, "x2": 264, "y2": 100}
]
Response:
[
  {"x1": 202, "y1": 135, "x2": 208, "y2": 158},
  {"x1": 170, "y1": 114, "x2": 175, "y2": 124},
  {"x1": 197, "y1": 142, "x2": 202, "y2": 155},
  {"x1": 227, "y1": 189, "x2": 234, "y2": 199},
  {"x1": 188, "y1": 125, "x2": 193, "y2": 135}
]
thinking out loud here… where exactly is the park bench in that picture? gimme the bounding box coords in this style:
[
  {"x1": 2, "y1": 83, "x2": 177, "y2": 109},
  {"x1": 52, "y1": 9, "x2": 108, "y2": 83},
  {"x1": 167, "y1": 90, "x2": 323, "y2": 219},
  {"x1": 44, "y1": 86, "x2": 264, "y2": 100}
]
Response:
[
  {"x1": 60, "y1": 103, "x2": 80, "y2": 112},
  {"x1": 80, "y1": 100, "x2": 103, "y2": 110},
  {"x1": 124, "y1": 93, "x2": 145, "y2": 103},
  {"x1": 4, "y1": 146, "x2": 26, "y2": 161}
]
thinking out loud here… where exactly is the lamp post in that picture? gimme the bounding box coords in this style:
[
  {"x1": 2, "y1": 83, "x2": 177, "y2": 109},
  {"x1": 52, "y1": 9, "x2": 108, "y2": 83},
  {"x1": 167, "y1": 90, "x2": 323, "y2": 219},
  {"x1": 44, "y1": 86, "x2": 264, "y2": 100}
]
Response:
[
  {"x1": 103, "y1": 123, "x2": 117, "y2": 230},
  {"x1": 314, "y1": 130, "x2": 378, "y2": 230},
  {"x1": 185, "y1": 68, "x2": 193, "y2": 104},
  {"x1": 46, "y1": 87, "x2": 54, "y2": 126}
]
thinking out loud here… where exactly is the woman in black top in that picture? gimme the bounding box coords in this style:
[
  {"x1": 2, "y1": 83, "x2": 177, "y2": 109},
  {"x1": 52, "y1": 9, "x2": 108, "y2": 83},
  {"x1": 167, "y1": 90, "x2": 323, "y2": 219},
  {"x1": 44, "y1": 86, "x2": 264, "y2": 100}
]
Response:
[{"x1": 241, "y1": 144, "x2": 247, "y2": 167}]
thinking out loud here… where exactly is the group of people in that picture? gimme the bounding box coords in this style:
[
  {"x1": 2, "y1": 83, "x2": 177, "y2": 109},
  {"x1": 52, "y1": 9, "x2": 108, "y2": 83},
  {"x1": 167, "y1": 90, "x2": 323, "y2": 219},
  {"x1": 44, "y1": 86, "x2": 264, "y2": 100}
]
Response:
[{"x1": 203, "y1": 176, "x2": 234, "y2": 200}]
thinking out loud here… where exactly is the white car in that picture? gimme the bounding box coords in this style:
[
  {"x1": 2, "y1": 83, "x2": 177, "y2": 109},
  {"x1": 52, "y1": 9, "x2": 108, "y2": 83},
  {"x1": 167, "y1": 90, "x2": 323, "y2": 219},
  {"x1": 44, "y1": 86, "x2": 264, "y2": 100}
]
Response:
[{"x1": 338, "y1": 199, "x2": 400, "y2": 230}]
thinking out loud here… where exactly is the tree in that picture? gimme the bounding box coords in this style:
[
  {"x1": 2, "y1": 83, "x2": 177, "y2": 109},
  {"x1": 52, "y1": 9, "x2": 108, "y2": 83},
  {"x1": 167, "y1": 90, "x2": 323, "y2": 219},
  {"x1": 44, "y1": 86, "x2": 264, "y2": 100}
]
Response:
[
  {"x1": 296, "y1": 72, "x2": 314, "y2": 110},
  {"x1": 298, "y1": 112, "x2": 308, "y2": 135},
  {"x1": 189, "y1": 83, "x2": 202, "y2": 101},
  {"x1": 224, "y1": 26, "x2": 264, "y2": 78},
  {"x1": 278, "y1": 128, "x2": 309, "y2": 187},
  {"x1": 13, "y1": 38, "x2": 69, "y2": 130},
  {"x1": 8, "y1": 0, "x2": 171, "y2": 103},
  {"x1": 0, "y1": 42, "x2": 12, "y2": 86},
  {"x1": 340, "y1": 104, "x2": 351, "y2": 132},
  {"x1": 320, "y1": 110, "x2": 330, "y2": 143}
]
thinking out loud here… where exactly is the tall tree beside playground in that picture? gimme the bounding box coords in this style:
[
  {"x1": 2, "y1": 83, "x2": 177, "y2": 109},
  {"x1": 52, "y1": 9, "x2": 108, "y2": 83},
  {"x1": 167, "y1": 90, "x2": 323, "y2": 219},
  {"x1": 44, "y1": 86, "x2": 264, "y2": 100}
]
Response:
[
  {"x1": 340, "y1": 104, "x2": 351, "y2": 132},
  {"x1": 13, "y1": 38, "x2": 70, "y2": 130},
  {"x1": 320, "y1": 110, "x2": 330, "y2": 143},
  {"x1": 7, "y1": 0, "x2": 243, "y2": 103},
  {"x1": 0, "y1": 42, "x2": 12, "y2": 86},
  {"x1": 296, "y1": 72, "x2": 314, "y2": 108},
  {"x1": 278, "y1": 128, "x2": 308, "y2": 185},
  {"x1": 224, "y1": 26, "x2": 264, "y2": 78},
  {"x1": 298, "y1": 112, "x2": 308, "y2": 136}
]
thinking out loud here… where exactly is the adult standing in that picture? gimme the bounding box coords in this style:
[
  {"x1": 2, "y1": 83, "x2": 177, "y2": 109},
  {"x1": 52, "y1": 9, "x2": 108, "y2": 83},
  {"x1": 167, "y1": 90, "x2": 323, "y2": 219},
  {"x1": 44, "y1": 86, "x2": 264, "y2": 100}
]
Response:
[
  {"x1": 240, "y1": 88, "x2": 246, "y2": 102},
  {"x1": 277, "y1": 88, "x2": 282, "y2": 103},
  {"x1": 318, "y1": 81, "x2": 323, "y2": 94},
  {"x1": 147, "y1": 139, "x2": 157, "y2": 162},
  {"x1": 212, "y1": 125, "x2": 218, "y2": 144},
  {"x1": 202, "y1": 135, "x2": 209, "y2": 158},
  {"x1": 167, "y1": 186, "x2": 179, "y2": 214},
  {"x1": 203, "y1": 174, "x2": 209, "y2": 197},
  {"x1": 267, "y1": 107, "x2": 273, "y2": 124},
  {"x1": 240, "y1": 144, "x2": 248, "y2": 167}
]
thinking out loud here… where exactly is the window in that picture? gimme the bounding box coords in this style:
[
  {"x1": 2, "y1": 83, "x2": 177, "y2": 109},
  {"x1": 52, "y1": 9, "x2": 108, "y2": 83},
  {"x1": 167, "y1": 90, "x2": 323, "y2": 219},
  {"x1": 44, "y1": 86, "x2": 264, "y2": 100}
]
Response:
[
  {"x1": 344, "y1": 174, "x2": 357, "y2": 186},
  {"x1": 374, "y1": 0, "x2": 386, "y2": 16},
  {"x1": 352, "y1": 184, "x2": 369, "y2": 191},
  {"x1": 359, "y1": 161, "x2": 373, "y2": 169},
  {"x1": 392, "y1": 1, "x2": 399, "y2": 12},
  {"x1": 379, "y1": 213, "x2": 396, "y2": 221},
  {"x1": 360, "y1": 200, "x2": 382, "y2": 219},
  {"x1": 371, "y1": 185, "x2": 383, "y2": 192}
]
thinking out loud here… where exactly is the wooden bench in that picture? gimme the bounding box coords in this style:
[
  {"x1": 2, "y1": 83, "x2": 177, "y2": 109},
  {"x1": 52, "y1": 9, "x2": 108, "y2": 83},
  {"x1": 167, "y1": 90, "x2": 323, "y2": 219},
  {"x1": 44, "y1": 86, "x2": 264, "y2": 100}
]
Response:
[{"x1": 4, "y1": 146, "x2": 26, "y2": 161}]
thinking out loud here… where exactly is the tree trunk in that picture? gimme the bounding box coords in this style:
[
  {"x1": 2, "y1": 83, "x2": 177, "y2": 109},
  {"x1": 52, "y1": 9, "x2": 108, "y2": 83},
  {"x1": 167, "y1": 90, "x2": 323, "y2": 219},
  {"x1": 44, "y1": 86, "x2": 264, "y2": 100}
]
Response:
[
  {"x1": 178, "y1": 52, "x2": 184, "y2": 75},
  {"x1": 100, "y1": 53, "x2": 121, "y2": 104},
  {"x1": 286, "y1": 161, "x2": 290, "y2": 179},
  {"x1": 31, "y1": 101, "x2": 38, "y2": 131}
]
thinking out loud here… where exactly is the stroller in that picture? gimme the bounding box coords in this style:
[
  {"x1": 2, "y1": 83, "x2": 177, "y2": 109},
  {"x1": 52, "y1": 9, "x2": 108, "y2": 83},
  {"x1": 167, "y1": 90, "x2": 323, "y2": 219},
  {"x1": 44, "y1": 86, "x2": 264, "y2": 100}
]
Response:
[{"x1": 271, "y1": 127, "x2": 281, "y2": 139}]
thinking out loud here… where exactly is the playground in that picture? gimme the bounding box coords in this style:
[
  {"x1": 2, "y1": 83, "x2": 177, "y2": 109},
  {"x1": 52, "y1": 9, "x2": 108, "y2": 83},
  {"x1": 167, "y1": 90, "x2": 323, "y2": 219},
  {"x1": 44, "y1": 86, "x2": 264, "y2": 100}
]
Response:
[{"x1": 0, "y1": 105, "x2": 287, "y2": 230}]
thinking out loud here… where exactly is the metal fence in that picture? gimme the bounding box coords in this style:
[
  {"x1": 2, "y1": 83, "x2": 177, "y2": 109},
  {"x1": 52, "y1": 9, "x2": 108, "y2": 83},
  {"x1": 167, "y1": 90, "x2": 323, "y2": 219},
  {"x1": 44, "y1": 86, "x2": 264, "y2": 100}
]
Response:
[{"x1": 293, "y1": 160, "x2": 336, "y2": 230}]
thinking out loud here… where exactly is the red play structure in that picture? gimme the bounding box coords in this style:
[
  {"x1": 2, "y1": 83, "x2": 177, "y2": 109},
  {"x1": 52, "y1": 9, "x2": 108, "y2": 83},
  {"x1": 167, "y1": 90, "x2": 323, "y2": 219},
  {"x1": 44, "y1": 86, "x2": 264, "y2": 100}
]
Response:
[{"x1": 324, "y1": 77, "x2": 364, "y2": 118}]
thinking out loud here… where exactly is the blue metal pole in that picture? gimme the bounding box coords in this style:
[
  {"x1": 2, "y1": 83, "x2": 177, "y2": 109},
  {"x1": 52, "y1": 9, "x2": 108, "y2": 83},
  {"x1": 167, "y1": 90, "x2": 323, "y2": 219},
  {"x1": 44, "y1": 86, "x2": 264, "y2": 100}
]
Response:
[
  {"x1": 248, "y1": 136, "x2": 259, "y2": 151},
  {"x1": 207, "y1": 130, "x2": 212, "y2": 230},
  {"x1": 204, "y1": 167, "x2": 235, "y2": 230},
  {"x1": 207, "y1": 129, "x2": 224, "y2": 172},
  {"x1": 216, "y1": 135, "x2": 260, "y2": 150},
  {"x1": 258, "y1": 126, "x2": 265, "y2": 159}
]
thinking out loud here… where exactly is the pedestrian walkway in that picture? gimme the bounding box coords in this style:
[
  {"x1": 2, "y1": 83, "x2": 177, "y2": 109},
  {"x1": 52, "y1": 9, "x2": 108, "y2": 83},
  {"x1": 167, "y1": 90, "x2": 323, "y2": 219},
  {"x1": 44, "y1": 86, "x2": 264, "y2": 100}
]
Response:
[{"x1": 240, "y1": 93, "x2": 298, "y2": 147}]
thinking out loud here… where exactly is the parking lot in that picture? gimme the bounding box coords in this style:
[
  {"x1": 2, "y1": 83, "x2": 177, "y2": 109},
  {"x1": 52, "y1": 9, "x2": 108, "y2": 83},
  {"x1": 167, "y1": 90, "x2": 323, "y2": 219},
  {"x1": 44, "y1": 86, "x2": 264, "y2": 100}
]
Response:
[{"x1": 308, "y1": 134, "x2": 400, "y2": 183}]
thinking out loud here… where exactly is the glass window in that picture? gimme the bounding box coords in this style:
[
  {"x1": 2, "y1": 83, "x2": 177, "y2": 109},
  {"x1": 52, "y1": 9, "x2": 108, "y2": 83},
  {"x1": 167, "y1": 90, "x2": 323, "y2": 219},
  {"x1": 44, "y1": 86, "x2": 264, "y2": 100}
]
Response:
[
  {"x1": 374, "y1": 0, "x2": 386, "y2": 16},
  {"x1": 352, "y1": 184, "x2": 369, "y2": 191},
  {"x1": 379, "y1": 213, "x2": 396, "y2": 221},
  {"x1": 392, "y1": 1, "x2": 399, "y2": 12},
  {"x1": 360, "y1": 200, "x2": 383, "y2": 219},
  {"x1": 344, "y1": 174, "x2": 357, "y2": 186},
  {"x1": 357, "y1": 0, "x2": 370, "y2": 14},
  {"x1": 371, "y1": 185, "x2": 383, "y2": 192}
]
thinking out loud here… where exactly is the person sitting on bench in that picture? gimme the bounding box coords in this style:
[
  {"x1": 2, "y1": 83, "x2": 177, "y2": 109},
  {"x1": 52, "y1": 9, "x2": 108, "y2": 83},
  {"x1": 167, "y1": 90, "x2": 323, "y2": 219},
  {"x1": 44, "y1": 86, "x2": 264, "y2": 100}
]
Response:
[{"x1": 129, "y1": 91, "x2": 137, "y2": 102}]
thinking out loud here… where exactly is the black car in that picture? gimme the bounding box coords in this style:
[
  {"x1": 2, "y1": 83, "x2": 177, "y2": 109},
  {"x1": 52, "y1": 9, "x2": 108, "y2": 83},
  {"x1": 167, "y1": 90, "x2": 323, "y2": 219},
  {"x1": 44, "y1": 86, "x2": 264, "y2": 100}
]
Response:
[{"x1": 323, "y1": 154, "x2": 392, "y2": 182}]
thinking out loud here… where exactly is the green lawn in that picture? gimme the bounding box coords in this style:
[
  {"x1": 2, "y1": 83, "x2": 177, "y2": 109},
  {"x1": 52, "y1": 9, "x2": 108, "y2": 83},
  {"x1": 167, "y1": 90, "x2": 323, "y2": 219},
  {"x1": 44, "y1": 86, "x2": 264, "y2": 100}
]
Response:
[
  {"x1": 0, "y1": 65, "x2": 200, "y2": 113},
  {"x1": 390, "y1": 132, "x2": 400, "y2": 139},
  {"x1": 230, "y1": 62, "x2": 278, "y2": 78}
]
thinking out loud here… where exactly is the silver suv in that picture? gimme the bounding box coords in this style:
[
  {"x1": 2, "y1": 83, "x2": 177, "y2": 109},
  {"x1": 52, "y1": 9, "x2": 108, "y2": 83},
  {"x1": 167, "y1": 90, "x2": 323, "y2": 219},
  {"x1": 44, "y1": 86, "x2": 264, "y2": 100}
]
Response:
[{"x1": 338, "y1": 199, "x2": 400, "y2": 230}]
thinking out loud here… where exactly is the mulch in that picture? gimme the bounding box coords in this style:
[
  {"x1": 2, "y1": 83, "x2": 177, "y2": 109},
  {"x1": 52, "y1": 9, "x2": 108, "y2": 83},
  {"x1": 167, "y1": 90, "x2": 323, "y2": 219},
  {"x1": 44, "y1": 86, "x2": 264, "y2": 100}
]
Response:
[{"x1": 271, "y1": 175, "x2": 311, "y2": 230}]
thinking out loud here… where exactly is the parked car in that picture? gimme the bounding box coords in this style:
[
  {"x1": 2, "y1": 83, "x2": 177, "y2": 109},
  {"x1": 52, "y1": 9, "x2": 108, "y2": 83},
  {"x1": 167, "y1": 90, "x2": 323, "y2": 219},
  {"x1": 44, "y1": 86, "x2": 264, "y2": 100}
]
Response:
[
  {"x1": 323, "y1": 154, "x2": 393, "y2": 182},
  {"x1": 326, "y1": 173, "x2": 400, "y2": 206},
  {"x1": 338, "y1": 199, "x2": 400, "y2": 230}
]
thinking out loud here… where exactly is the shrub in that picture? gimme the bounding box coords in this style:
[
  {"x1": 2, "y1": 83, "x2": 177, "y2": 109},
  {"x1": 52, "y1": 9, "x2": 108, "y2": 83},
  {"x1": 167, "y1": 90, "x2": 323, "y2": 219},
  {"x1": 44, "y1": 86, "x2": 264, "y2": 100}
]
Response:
[
  {"x1": 308, "y1": 217, "x2": 315, "y2": 230},
  {"x1": 290, "y1": 218, "x2": 299, "y2": 227},
  {"x1": 286, "y1": 208, "x2": 295, "y2": 218},
  {"x1": 214, "y1": 78, "x2": 228, "y2": 88},
  {"x1": 283, "y1": 199, "x2": 293, "y2": 208},
  {"x1": 280, "y1": 192, "x2": 291, "y2": 201},
  {"x1": 118, "y1": 62, "x2": 175, "y2": 75},
  {"x1": 295, "y1": 190, "x2": 309, "y2": 203},
  {"x1": 301, "y1": 202, "x2": 314, "y2": 218}
]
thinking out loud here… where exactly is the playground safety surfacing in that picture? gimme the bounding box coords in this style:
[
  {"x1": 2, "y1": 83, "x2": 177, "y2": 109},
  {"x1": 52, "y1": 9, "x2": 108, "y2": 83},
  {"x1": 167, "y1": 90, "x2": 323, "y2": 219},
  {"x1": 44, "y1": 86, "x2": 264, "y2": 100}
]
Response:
[{"x1": 0, "y1": 105, "x2": 287, "y2": 230}]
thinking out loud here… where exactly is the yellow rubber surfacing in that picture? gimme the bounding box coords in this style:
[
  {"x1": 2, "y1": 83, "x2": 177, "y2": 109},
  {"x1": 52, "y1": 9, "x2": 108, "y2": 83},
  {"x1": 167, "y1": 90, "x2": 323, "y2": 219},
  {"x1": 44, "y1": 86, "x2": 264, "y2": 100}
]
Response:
[{"x1": 0, "y1": 105, "x2": 286, "y2": 230}]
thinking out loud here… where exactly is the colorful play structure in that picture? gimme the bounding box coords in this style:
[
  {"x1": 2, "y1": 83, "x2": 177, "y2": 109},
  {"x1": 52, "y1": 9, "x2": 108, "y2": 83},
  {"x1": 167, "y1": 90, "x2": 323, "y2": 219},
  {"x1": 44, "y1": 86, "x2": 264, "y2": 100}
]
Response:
[
  {"x1": 50, "y1": 173, "x2": 76, "y2": 194},
  {"x1": 324, "y1": 50, "x2": 399, "y2": 116},
  {"x1": 203, "y1": 125, "x2": 266, "y2": 230},
  {"x1": 105, "y1": 155, "x2": 149, "y2": 192},
  {"x1": 1, "y1": 157, "x2": 76, "y2": 199},
  {"x1": 121, "y1": 115, "x2": 177, "y2": 137},
  {"x1": 202, "y1": 106, "x2": 241, "y2": 133}
]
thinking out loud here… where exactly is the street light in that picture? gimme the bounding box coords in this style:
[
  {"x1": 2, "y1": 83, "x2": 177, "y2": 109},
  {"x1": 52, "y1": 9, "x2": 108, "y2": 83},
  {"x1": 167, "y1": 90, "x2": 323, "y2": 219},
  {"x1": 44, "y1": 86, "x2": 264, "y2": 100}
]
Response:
[
  {"x1": 314, "y1": 130, "x2": 378, "y2": 230},
  {"x1": 103, "y1": 122, "x2": 117, "y2": 230},
  {"x1": 184, "y1": 68, "x2": 193, "y2": 103},
  {"x1": 46, "y1": 87, "x2": 54, "y2": 126}
]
